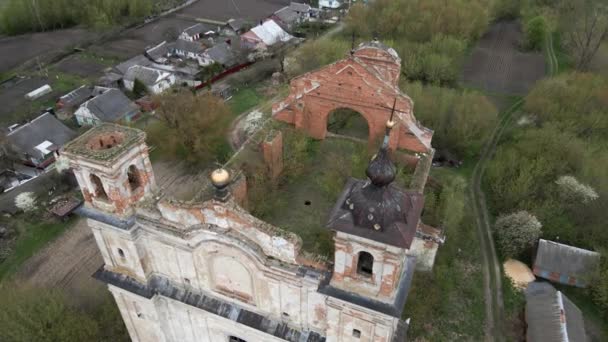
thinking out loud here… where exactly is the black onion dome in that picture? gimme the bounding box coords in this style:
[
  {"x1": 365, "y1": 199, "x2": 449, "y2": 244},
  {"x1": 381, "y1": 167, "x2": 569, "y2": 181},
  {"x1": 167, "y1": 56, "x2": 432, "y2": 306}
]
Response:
[
  {"x1": 365, "y1": 147, "x2": 396, "y2": 187},
  {"x1": 344, "y1": 181, "x2": 406, "y2": 232}
]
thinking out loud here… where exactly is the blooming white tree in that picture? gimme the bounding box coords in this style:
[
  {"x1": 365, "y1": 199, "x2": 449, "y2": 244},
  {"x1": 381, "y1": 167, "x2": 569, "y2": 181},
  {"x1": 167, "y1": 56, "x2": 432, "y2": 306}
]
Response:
[
  {"x1": 494, "y1": 211, "x2": 542, "y2": 258},
  {"x1": 15, "y1": 192, "x2": 37, "y2": 212},
  {"x1": 556, "y1": 175, "x2": 599, "y2": 204}
]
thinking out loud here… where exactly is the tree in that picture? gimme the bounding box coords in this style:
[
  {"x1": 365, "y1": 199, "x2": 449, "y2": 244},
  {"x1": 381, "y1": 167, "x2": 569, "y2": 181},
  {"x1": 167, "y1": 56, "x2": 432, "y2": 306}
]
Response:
[
  {"x1": 559, "y1": 0, "x2": 608, "y2": 70},
  {"x1": 132, "y1": 78, "x2": 148, "y2": 98},
  {"x1": 525, "y1": 16, "x2": 547, "y2": 51},
  {"x1": 493, "y1": 211, "x2": 542, "y2": 258},
  {"x1": 149, "y1": 91, "x2": 232, "y2": 165},
  {"x1": 555, "y1": 175, "x2": 599, "y2": 204},
  {"x1": 0, "y1": 285, "x2": 99, "y2": 341}
]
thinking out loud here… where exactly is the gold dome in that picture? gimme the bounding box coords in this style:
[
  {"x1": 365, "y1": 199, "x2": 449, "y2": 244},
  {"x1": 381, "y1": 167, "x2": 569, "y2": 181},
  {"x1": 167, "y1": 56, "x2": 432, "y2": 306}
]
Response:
[{"x1": 211, "y1": 168, "x2": 230, "y2": 188}]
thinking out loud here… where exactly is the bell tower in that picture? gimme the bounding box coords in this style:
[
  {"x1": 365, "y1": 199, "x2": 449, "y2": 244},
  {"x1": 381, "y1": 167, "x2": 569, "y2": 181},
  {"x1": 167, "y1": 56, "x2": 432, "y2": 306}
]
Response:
[
  {"x1": 326, "y1": 109, "x2": 423, "y2": 304},
  {"x1": 61, "y1": 123, "x2": 156, "y2": 216}
]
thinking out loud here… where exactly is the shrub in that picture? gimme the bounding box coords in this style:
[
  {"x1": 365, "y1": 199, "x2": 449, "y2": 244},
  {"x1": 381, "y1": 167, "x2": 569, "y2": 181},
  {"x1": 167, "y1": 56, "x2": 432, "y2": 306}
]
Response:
[
  {"x1": 494, "y1": 211, "x2": 542, "y2": 258},
  {"x1": 132, "y1": 78, "x2": 148, "y2": 98},
  {"x1": 555, "y1": 175, "x2": 599, "y2": 204},
  {"x1": 525, "y1": 16, "x2": 547, "y2": 51}
]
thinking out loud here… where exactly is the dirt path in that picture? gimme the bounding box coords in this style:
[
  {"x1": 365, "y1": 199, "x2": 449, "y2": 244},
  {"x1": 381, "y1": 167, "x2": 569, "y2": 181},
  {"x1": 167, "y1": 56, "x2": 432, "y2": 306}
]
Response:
[
  {"x1": 468, "y1": 26, "x2": 559, "y2": 342},
  {"x1": 13, "y1": 217, "x2": 106, "y2": 307}
]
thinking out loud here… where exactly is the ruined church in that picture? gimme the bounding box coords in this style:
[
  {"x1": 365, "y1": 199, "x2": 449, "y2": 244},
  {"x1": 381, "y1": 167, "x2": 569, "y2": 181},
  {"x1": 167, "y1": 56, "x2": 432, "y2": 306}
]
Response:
[{"x1": 61, "y1": 41, "x2": 439, "y2": 342}]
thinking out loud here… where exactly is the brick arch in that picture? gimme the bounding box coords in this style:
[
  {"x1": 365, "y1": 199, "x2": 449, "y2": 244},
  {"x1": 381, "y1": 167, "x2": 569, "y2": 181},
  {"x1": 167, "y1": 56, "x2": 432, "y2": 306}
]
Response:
[
  {"x1": 324, "y1": 105, "x2": 372, "y2": 140},
  {"x1": 273, "y1": 53, "x2": 433, "y2": 154}
]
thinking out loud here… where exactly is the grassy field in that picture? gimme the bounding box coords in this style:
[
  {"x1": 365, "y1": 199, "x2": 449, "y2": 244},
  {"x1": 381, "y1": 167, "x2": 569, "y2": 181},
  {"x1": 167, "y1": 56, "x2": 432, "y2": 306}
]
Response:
[
  {"x1": 228, "y1": 87, "x2": 262, "y2": 115},
  {"x1": 0, "y1": 217, "x2": 76, "y2": 281}
]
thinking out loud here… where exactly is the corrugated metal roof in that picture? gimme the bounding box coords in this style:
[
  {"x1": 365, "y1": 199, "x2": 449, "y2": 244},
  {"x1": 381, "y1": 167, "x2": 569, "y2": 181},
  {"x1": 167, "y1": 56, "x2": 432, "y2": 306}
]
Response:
[
  {"x1": 250, "y1": 20, "x2": 292, "y2": 46},
  {"x1": 525, "y1": 282, "x2": 587, "y2": 342},
  {"x1": 81, "y1": 89, "x2": 139, "y2": 122},
  {"x1": 534, "y1": 239, "x2": 600, "y2": 282}
]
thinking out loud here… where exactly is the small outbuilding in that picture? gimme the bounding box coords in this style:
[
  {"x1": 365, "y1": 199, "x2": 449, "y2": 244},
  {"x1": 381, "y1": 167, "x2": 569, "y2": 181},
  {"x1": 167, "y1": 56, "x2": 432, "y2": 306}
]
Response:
[
  {"x1": 74, "y1": 88, "x2": 139, "y2": 126},
  {"x1": 533, "y1": 239, "x2": 600, "y2": 288},
  {"x1": 525, "y1": 281, "x2": 587, "y2": 342}
]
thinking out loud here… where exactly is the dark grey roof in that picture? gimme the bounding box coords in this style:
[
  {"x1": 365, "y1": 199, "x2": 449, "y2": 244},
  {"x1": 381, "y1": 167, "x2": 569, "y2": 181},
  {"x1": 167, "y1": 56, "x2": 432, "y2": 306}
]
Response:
[
  {"x1": 227, "y1": 18, "x2": 246, "y2": 31},
  {"x1": 94, "y1": 268, "x2": 326, "y2": 342},
  {"x1": 535, "y1": 239, "x2": 600, "y2": 282},
  {"x1": 525, "y1": 282, "x2": 587, "y2": 342},
  {"x1": 145, "y1": 41, "x2": 175, "y2": 62},
  {"x1": 6, "y1": 112, "x2": 76, "y2": 158},
  {"x1": 183, "y1": 23, "x2": 214, "y2": 37},
  {"x1": 290, "y1": 2, "x2": 311, "y2": 13},
  {"x1": 75, "y1": 205, "x2": 135, "y2": 230},
  {"x1": 81, "y1": 89, "x2": 139, "y2": 122},
  {"x1": 174, "y1": 39, "x2": 206, "y2": 54},
  {"x1": 59, "y1": 85, "x2": 92, "y2": 108},
  {"x1": 274, "y1": 6, "x2": 299, "y2": 24},
  {"x1": 115, "y1": 55, "x2": 151, "y2": 75},
  {"x1": 205, "y1": 42, "x2": 236, "y2": 66},
  {"x1": 124, "y1": 65, "x2": 168, "y2": 86}
]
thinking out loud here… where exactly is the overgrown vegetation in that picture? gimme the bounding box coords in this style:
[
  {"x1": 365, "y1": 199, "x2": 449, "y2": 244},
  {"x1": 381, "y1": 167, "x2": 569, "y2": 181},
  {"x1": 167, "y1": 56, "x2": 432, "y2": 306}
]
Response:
[
  {"x1": 0, "y1": 0, "x2": 154, "y2": 35},
  {"x1": 147, "y1": 90, "x2": 233, "y2": 165},
  {"x1": 0, "y1": 284, "x2": 129, "y2": 341},
  {"x1": 400, "y1": 81, "x2": 499, "y2": 158},
  {"x1": 404, "y1": 170, "x2": 484, "y2": 340},
  {"x1": 485, "y1": 72, "x2": 608, "y2": 317}
]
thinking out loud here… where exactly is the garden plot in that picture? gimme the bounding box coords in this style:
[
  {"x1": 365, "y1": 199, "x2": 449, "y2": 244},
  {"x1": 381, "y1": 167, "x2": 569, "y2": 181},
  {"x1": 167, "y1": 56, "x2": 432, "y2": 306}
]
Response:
[{"x1": 461, "y1": 21, "x2": 545, "y2": 95}]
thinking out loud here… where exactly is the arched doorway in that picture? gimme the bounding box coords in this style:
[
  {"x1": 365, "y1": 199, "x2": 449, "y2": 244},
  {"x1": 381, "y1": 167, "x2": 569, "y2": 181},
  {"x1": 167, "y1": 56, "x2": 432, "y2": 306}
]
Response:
[{"x1": 327, "y1": 108, "x2": 369, "y2": 140}]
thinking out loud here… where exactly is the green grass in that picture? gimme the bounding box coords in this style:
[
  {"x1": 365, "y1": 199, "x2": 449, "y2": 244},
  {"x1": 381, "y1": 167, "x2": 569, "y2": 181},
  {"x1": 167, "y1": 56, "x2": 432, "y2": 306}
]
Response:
[
  {"x1": 0, "y1": 217, "x2": 76, "y2": 282},
  {"x1": 228, "y1": 87, "x2": 262, "y2": 115},
  {"x1": 404, "y1": 168, "x2": 485, "y2": 340}
]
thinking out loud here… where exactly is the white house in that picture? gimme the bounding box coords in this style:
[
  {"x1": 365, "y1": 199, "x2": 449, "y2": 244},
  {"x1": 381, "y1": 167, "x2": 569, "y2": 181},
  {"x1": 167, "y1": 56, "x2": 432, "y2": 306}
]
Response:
[
  {"x1": 123, "y1": 65, "x2": 176, "y2": 94},
  {"x1": 74, "y1": 88, "x2": 140, "y2": 126},
  {"x1": 241, "y1": 20, "x2": 293, "y2": 49}
]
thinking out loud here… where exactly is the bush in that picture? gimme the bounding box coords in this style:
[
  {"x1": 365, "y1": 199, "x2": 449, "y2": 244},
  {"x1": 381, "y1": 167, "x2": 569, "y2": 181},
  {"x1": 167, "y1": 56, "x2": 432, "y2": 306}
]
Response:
[
  {"x1": 494, "y1": 211, "x2": 542, "y2": 258},
  {"x1": 401, "y1": 81, "x2": 498, "y2": 157},
  {"x1": 132, "y1": 78, "x2": 148, "y2": 98},
  {"x1": 525, "y1": 16, "x2": 547, "y2": 51}
]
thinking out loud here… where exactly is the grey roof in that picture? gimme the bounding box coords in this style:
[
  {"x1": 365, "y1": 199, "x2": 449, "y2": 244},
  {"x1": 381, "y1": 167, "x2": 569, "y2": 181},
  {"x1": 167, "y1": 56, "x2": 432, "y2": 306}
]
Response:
[
  {"x1": 145, "y1": 41, "x2": 175, "y2": 62},
  {"x1": 535, "y1": 239, "x2": 600, "y2": 281},
  {"x1": 114, "y1": 54, "x2": 151, "y2": 75},
  {"x1": 59, "y1": 85, "x2": 92, "y2": 108},
  {"x1": 124, "y1": 65, "x2": 167, "y2": 86},
  {"x1": 274, "y1": 6, "x2": 299, "y2": 24},
  {"x1": 7, "y1": 112, "x2": 76, "y2": 158},
  {"x1": 81, "y1": 89, "x2": 139, "y2": 122},
  {"x1": 290, "y1": 2, "x2": 311, "y2": 13},
  {"x1": 183, "y1": 23, "x2": 214, "y2": 37},
  {"x1": 525, "y1": 282, "x2": 587, "y2": 342},
  {"x1": 205, "y1": 42, "x2": 236, "y2": 66},
  {"x1": 94, "y1": 268, "x2": 326, "y2": 342},
  {"x1": 174, "y1": 39, "x2": 206, "y2": 54},
  {"x1": 227, "y1": 18, "x2": 246, "y2": 31}
]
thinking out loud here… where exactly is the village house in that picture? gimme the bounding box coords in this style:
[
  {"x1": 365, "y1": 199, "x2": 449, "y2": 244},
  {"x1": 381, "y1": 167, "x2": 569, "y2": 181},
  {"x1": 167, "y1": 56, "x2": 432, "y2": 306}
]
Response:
[
  {"x1": 172, "y1": 39, "x2": 207, "y2": 60},
  {"x1": 203, "y1": 42, "x2": 238, "y2": 68},
  {"x1": 241, "y1": 19, "x2": 293, "y2": 49},
  {"x1": 525, "y1": 281, "x2": 587, "y2": 342},
  {"x1": 533, "y1": 239, "x2": 600, "y2": 288},
  {"x1": 272, "y1": 2, "x2": 311, "y2": 31},
  {"x1": 74, "y1": 88, "x2": 139, "y2": 126},
  {"x1": 123, "y1": 65, "x2": 176, "y2": 94},
  {"x1": 223, "y1": 18, "x2": 248, "y2": 36},
  {"x1": 56, "y1": 85, "x2": 93, "y2": 119},
  {"x1": 6, "y1": 112, "x2": 76, "y2": 169},
  {"x1": 145, "y1": 41, "x2": 175, "y2": 64},
  {"x1": 179, "y1": 23, "x2": 216, "y2": 42}
]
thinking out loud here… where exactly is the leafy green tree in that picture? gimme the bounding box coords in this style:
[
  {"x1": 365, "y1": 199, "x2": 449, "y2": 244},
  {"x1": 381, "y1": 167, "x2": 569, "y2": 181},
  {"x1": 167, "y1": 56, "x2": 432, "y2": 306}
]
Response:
[
  {"x1": 132, "y1": 78, "x2": 149, "y2": 98},
  {"x1": 525, "y1": 16, "x2": 547, "y2": 50},
  {"x1": 0, "y1": 285, "x2": 99, "y2": 341},
  {"x1": 149, "y1": 90, "x2": 232, "y2": 165},
  {"x1": 494, "y1": 211, "x2": 542, "y2": 258}
]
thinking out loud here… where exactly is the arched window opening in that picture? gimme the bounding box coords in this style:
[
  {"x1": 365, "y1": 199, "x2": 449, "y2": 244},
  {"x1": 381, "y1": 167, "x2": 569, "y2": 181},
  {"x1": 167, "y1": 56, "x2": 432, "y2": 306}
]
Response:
[
  {"x1": 127, "y1": 165, "x2": 141, "y2": 192},
  {"x1": 357, "y1": 251, "x2": 374, "y2": 277},
  {"x1": 90, "y1": 174, "x2": 108, "y2": 200},
  {"x1": 327, "y1": 108, "x2": 369, "y2": 140},
  {"x1": 118, "y1": 248, "x2": 125, "y2": 258}
]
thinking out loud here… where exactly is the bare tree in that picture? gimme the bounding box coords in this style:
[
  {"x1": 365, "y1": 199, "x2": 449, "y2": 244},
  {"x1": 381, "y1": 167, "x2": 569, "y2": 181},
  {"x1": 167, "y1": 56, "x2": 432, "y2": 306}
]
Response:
[{"x1": 560, "y1": 0, "x2": 608, "y2": 70}]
